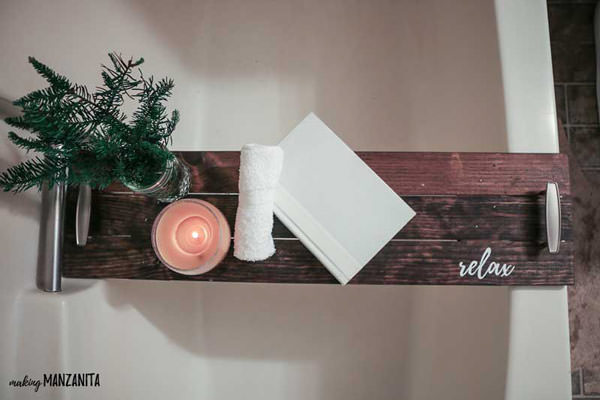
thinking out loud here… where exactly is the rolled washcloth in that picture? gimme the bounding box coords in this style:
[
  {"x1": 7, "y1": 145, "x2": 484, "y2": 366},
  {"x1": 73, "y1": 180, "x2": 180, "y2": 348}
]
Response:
[{"x1": 234, "y1": 144, "x2": 284, "y2": 261}]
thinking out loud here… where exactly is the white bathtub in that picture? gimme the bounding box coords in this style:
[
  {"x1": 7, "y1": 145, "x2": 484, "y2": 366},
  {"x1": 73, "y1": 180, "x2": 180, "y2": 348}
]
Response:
[{"x1": 0, "y1": 0, "x2": 570, "y2": 399}]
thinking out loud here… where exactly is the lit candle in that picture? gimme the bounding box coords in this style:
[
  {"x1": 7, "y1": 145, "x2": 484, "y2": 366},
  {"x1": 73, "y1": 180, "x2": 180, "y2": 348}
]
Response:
[
  {"x1": 175, "y1": 216, "x2": 211, "y2": 254},
  {"x1": 152, "y1": 199, "x2": 230, "y2": 275}
]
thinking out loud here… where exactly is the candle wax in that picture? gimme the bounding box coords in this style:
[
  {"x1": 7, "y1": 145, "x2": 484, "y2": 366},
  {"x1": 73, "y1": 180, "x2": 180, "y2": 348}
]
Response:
[{"x1": 153, "y1": 199, "x2": 230, "y2": 274}]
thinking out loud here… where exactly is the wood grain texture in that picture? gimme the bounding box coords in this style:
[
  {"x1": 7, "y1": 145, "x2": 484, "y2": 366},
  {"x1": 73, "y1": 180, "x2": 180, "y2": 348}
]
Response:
[
  {"x1": 64, "y1": 151, "x2": 573, "y2": 286},
  {"x1": 63, "y1": 237, "x2": 573, "y2": 285},
  {"x1": 64, "y1": 192, "x2": 573, "y2": 242},
  {"x1": 105, "y1": 152, "x2": 571, "y2": 196}
]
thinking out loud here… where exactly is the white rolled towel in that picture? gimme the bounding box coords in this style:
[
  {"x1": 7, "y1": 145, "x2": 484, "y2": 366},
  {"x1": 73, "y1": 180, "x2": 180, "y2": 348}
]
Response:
[{"x1": 234, "y1": 144, "x2": 284, "y2": 261}]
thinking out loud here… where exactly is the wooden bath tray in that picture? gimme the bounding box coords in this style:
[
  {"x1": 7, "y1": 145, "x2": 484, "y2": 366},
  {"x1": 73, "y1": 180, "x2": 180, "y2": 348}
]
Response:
[{"x1": 62, "y1": 152, "x2": 573, "y2": 285}]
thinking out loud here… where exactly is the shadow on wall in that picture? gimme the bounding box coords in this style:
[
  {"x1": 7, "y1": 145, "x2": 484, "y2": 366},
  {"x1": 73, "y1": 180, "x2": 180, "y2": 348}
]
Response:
[
  {"x1": 103, "y1": 280, "x2": 510, "y2": 399},
  {"x1": 0, "y1": 0, "x2": 510, "y2": 397},
  {"x1": 121, "y1": 0, "x2": 507, "y2": 151},
  {"x1": 83, "y1": 0, "x2": 507, "y2": 397}
]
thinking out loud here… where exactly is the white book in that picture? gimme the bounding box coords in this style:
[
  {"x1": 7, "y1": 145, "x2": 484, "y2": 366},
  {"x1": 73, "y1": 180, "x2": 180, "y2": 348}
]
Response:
[{"x1": 274, "y1": 113, "x2": 416, "y2": 284}]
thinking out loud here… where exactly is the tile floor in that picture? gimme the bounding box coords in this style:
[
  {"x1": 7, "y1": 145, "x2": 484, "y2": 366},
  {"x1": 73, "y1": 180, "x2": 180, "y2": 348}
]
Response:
[{"x1": 548, "y1": 0, "x2": 600, "y2": 397}]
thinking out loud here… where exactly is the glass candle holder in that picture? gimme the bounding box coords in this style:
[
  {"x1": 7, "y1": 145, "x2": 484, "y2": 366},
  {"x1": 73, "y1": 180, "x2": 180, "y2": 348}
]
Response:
[
  {"x1": 122, "y1": 156, "x2": 191, "y2": 203},
  {"x1": 151, "y1": 199, "x2": 230, "y2": 275}
]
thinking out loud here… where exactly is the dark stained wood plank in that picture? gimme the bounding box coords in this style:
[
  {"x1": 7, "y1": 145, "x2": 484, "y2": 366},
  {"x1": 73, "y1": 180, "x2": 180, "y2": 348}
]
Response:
[
  {"x1": 357, "y1": 152, "x2": 571, "y2": 196},
  {"x1": 104, "y1": 152, "x2": 571, "y2": 196},
  {"x1": 64, "y1": 190, "x2": 573, "y2": 242},
  {"x1": 62, "y1": 237, "x2": 573, "y2": 286},
  {"x1": 64, "y1": 151, "x2": 573, "y2": 286}
]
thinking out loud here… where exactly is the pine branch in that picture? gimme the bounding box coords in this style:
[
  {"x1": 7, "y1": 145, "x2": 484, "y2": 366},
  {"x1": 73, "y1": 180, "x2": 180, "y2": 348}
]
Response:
[
  {"x1": 166, "y1": 110, "x2": 180, "y2": 138},
  {"x1": 4, "y1": 116, "x2": 30, "y2": 130},
  {"x1": 7, "y1": 131, "x2": 57, "y2": 154},
  {"x1": 27, "y1": 57, "x2": 70, "y2": 90},
  {"x1": 0, "y1": 156, "x2": 64, "y2": 192},
  {"x1": 1, "y1": 53, "x2": 180, "y2": 192}
]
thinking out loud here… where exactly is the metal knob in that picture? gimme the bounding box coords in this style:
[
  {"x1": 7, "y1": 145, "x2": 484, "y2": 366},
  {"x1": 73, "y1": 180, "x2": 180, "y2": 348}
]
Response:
[
  {"x1": 76, "y1": 184, "x2": 91, "y2": 246},
  {"x1": 545, "y1": 182, "x2": 561, "y2": 254}
]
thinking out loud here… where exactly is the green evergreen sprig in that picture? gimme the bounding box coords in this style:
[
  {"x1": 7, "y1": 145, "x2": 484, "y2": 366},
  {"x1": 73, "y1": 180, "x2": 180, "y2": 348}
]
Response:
[{"x1": 0, "y1": 53, "x2": 179, "y2": 192}]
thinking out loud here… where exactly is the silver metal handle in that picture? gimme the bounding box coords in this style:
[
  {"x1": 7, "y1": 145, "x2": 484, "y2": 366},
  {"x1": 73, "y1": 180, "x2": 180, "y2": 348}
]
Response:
[
  {"x1": 37, "y1": 182, "x2": 66, "y2": 292},
  {"x1": 545, "y1": 182, "x2": 561, "y2": 254},
  {"x1": 76, "y1": 184, "x2": 91, "y2": 246}
]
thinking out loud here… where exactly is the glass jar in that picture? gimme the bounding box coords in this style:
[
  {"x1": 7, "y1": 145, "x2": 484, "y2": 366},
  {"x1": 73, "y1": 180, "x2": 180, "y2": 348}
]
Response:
[
  {"x1": 151, "y1": 199, "x2": 231, "y2": 275},
  {"x1": 122, "y1": 155, "x2": 190, "y2": 202}
]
